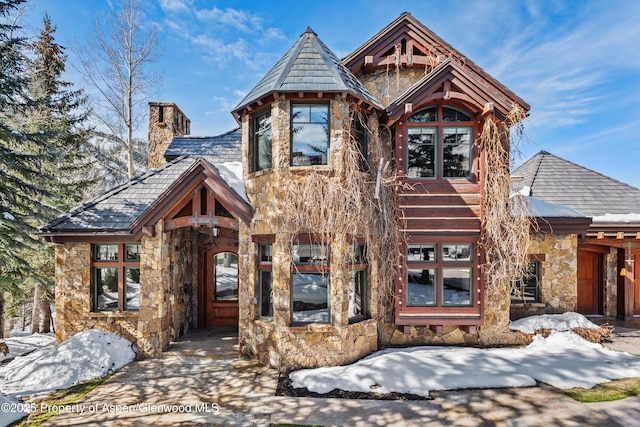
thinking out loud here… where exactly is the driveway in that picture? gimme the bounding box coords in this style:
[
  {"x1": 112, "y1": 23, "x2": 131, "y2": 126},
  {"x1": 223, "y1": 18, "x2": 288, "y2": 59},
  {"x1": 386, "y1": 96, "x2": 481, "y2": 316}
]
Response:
[{"x1": 41, "y1": 324, "x2": 640, "y2": 426}]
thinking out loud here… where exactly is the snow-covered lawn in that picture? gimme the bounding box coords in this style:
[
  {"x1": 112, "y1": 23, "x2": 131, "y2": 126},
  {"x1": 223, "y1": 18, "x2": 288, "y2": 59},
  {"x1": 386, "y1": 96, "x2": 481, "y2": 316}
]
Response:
[
  {"x1": 0, "y1": 329, "x2": 135, "y2": 427},
  {"x1": 290, "y1": 313, "x2": 640, "y2": 398},
  {"x1": 0, "y1": 333, "x2": 55, "y2": 363}
]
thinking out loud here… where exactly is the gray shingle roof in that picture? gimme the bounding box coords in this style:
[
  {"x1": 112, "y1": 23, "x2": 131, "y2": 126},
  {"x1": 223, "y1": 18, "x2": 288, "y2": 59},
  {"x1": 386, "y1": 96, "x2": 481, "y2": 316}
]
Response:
[
  {"x1": 512, "y1": 151, "x2": 640, "y2": 217},
  {"x1": 165, "y1": 128, "x2": 241, "y2": 163},
  {"x1": 41, "y1": 157, "x2": 198, "y2": 233},
  {"x1": 233, "y1": 27, "x2": 383, "y2": 112}
]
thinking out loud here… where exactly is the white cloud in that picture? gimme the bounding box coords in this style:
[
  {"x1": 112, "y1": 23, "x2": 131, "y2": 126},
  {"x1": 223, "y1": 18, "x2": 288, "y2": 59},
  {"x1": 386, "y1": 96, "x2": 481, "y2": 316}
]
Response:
[
  {"x1": 195, "y1": 6, "x2": 262, "y2": 33},
  {"x1": 158, "y1": 0, "x2": 191, "y2": 14}
]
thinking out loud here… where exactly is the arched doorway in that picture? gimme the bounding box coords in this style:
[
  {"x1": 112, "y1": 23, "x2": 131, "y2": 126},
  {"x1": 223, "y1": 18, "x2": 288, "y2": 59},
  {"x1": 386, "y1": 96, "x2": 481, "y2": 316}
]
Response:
[{"x1": 199, "y1": 243, "x2": 239, "y2": 327}]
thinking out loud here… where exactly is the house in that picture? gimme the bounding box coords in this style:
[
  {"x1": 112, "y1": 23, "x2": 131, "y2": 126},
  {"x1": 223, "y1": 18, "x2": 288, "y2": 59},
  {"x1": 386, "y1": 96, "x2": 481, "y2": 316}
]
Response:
[
  {"x1": 512, "y1": 150, "x2": 640, "y2": 321},
  {"x1": 41, "y1": 13, "x2": 531, "y2": 369}
]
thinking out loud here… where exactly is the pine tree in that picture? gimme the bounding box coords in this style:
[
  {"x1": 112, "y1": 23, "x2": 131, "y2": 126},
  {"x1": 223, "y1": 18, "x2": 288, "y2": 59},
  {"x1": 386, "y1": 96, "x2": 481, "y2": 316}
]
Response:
[
  {"x1": 20, "y1": 14, "x2": 92, "y2": 333},
  {"x1": 0, "y1": 0, "x2": 42, "y2": 337}
]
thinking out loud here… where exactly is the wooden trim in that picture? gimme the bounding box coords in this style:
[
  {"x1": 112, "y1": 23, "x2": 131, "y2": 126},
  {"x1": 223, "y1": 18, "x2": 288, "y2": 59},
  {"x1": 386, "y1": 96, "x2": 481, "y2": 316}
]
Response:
[{"x1": 252, "y1": 234, "x2": 276, "y2": 243}]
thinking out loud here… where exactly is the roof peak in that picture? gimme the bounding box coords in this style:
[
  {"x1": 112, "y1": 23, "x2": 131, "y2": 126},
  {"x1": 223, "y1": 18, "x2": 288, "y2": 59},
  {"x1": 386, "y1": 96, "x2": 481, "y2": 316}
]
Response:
[{"x1": 302, "y1": 26, "x2": 316, "y2": 36}]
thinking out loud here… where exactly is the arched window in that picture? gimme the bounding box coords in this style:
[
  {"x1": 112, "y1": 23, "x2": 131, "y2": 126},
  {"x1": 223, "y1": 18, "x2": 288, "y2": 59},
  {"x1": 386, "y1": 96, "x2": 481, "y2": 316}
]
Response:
[{"x1": 406, "y1": 105, "x2": 474, "y2": 179}]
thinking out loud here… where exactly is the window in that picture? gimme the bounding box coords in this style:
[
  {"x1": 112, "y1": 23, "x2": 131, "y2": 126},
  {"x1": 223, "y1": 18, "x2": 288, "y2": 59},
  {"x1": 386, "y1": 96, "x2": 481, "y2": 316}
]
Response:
[
  {"x1": 91, "y1": 243, "x2": 141, "y2": 311},
  {"x1": 352, "y1": 114, "x2": 369, "y2": 171},
  {"x1": 257, "y1": 244, "x2": 273, "y2": 318},
  {"x1": 252, "y1": 109, "x2": 272, "y2": 172},
  {"x1": 406, "y1": 243, "x2": 473, "y2": 307},
  {"x1": 511, "y1": 261, "x2": 541, "y2": 303},
  {"x1": 406, "y1": 105, "x2": 473, "y2": 179},
  {"x1": 348, "y1": 244, "x2": 368, "y2": 322},
  {"x1": 291, "y1": 242, "x2": 330, "y2": 324},
  {"x1": 214, "y1": 252, "x2": 238, "y2": 300},
  {"x1": 291, "y1": 103, "x2": 329, "y2": 166}
]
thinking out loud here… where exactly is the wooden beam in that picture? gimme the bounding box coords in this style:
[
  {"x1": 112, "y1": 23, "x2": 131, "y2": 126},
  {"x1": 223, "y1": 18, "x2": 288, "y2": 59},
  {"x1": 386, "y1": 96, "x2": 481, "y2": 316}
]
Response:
[
  {"x1": 617, "y1": 232, "x2": 625, "y2": 240},
  {"x1": 443, "y1": 81, "x2": 451, "y2": 100},
  {"x1": 597, "y1": 232, "x2": 605, "y2": 239},
  {"x1": 141, "y1": 226, "x2": 155, "y2": 238},
  {"x1": 404, "y1": 103, "x2": 413, "y2": 114},
  {"x1": 430, "y1": 325, "x2": 443, "y2": 334}
]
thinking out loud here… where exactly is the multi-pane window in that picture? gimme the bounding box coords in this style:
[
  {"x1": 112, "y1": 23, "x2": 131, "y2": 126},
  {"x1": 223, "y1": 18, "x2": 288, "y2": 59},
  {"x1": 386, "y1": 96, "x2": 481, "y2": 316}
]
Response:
[
  {"x1": 91, "y1": 243, "x2": 141, "y2": 312},
  {"x1": 406, "y1": 243, "x2": 473, "y2": 307},
  {"x1": 406, "y1": 105, "x2": 473, "y2": 179},
  {"x1": 252, "y1": 109, "x2": 272, "y2": 172},
  {"x1": 257, "y1": 244, "x2": 273, "y2": 318},
  {"x1": 291, "y1": 103, "x2": 329, "y2": 166},
  {"x1": 511, "y1": 261, "x2": 541, "y2": 303},
  {"x1": 213, "y1": 252, "x2": 238, "y2": 300},
  {"x1": 291, "y1": 242, "x2": 330, "y2": 324},
  {"x1": 348, "y1": 244, "x2": 368, "y2": 322}
]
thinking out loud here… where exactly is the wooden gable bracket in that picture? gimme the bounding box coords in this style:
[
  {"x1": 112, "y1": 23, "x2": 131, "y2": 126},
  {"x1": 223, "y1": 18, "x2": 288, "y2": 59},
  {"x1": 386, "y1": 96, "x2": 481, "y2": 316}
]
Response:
[{"x1": 164, "y1": 185, "x2": 241, "y2": 232}]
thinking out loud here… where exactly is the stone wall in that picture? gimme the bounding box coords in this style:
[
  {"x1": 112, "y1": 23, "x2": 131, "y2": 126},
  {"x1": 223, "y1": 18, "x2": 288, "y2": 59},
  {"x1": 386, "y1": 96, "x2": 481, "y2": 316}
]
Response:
[
  {"x1": 148, "y1": 102, "x2": 190, "y2": 169},
  {"x1": 239, "y1": 96, "x2": 381, "y2": 370},
  {"x1": 356, "y1": 68, "x2": 428, "y2": 108},
  {"x1": 54, "y1": 242, "x2": 139, "y2": 346},
  {"x1": 55, "y1": 221, "x2": 199, "y2": 357},
  {"x1": 604, "y1": 247, "x2": 618, "y2": 317},
  {"x1": 511, "y1": 233, "x2": 578, "y2": 320}
]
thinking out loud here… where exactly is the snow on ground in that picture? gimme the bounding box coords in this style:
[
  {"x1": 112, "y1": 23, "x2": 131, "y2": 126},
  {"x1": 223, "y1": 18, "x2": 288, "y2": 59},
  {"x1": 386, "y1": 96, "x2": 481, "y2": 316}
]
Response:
[
  {"x1": 0, "y1": 329, "x2": 135, "y2": 398},
  {"x1": 290, "y1": 313, "x2": 640, "y2": 397},
  {"x1": 0, "y1": 333, "x2": 55, "y2": 363},
  {"x1": 509, "y1": 311, "x2": 600, "y2": 334},
  {"x1": 0, "y1": 394, "x2": 28, "y2": 426}
]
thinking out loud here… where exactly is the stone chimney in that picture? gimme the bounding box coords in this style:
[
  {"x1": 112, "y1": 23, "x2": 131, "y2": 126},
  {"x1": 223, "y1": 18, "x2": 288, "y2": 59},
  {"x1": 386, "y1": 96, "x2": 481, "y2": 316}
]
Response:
[{"x1": 148, "y1": 102, "x2": 191, "y2": 169}]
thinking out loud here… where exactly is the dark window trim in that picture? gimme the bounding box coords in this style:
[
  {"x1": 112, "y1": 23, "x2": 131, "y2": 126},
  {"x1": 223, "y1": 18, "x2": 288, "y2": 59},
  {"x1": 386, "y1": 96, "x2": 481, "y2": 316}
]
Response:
[
  {"x1": 290, "y1": 102, "x2": 330, "y2": 167},
  {"x1": 251, "y1": 108, "x2": 272, "y2": 173},
  {"x1": 348, "y1": 243, "x2": 369, "y2": 323},
  {"x1": 405, "y1": 241, "x2": 475, "y2": 308},
  {"x1": 91, "y1": 243, "x2": 141, "y2": 312},
  {"x1": 405, "y1": 104, "x2": 475, "y2": 181},
  {"x1": 291, "y1": 240, "x2": 331, "y2": 325},
  {"x1": 511, "y1": 260, "x2": 542, "y2": 304}
]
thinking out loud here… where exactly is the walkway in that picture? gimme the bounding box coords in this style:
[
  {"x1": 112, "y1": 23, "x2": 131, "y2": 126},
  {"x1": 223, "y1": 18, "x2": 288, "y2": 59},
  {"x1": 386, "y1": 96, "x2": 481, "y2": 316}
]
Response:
[{"x1": 42, "y1": 322, "x2": 640, "y2": 426}]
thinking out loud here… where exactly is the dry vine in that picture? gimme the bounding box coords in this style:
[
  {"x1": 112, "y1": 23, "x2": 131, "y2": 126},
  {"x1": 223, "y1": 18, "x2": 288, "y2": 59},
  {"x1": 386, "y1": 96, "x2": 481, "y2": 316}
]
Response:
[
  {"x1": 480, "y1": 105, "x2": 532, "y2": 304},
  {"x1": 278, "y1": 104, "x2": 404, "y2": 341}
]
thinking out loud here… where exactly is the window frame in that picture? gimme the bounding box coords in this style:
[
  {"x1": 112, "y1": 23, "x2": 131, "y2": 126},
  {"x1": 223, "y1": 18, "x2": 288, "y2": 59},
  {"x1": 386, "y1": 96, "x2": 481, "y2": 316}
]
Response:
[
  {"x1": 405, "y1": 105, "x2": 475, "y2": 180},
  {"x1": 348, "y1": 243, "x2": 369, "y2": 323},
  {"x1": 290, "y1": 241, "x2": 331, "y2": 325},
  {"x1": 290, "y1": 103, "x2": 330, "y2": 167},
  {"x1": 257, "y1": 243, "x2": 273, "y2": 318},
  {"x1": 213, "y1": 252, "x2": 239, "y2": 301},
  {"x1": 511, "y1": 260, "x2": 542, "y2": 304},
  {"x1": 91, "y1": 243, "x2": 141, "y2": 312},
  {"x1": 252, "y1": 108, "x2": 272, "y2": 172},
  {"x1": 406, "y1": 242, "x2": 475, "y2": 308}
]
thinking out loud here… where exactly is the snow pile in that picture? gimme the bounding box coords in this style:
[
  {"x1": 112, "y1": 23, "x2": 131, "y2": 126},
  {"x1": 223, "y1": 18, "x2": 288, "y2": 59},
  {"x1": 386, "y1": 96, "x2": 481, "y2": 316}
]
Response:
[
  {"x1": 0, "y1": 333, "x2": 55, "y2": 363},
  {"x1": 0, "y1": 329, "x2": 135, "y2": 397},
  {"x1": 290, "y1": 314, "x2": 640, "y2": 398},
  {"x1": 509, "y1": 312, "x2": 599, "y2": 334}
]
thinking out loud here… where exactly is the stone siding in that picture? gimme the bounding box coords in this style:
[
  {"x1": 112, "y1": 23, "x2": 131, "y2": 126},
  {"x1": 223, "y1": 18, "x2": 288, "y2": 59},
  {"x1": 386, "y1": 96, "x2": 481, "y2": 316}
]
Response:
[
  {"x1": 54, "y1": 242, "x2": 139, "y2": 346},
  {"x1": 356, "y1": 68, "x2": 429, "y2": 108},
  {"x1": 604, "y1": 247, "x2": 617, "y2": 317},
  {"x1": 54, "y1": 223, "x2": 199, "y2": 357},
  {"x1": 148, "y1": 102, "x2": 190, "y2": 169},
  {"x1": 511, "y1": 234, "x2": 578, "y2": 320}
]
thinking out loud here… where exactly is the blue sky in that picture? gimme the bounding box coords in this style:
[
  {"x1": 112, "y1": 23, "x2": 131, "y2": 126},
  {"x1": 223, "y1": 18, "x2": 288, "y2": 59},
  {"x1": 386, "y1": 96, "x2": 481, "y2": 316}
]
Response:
[{"x1": 22, "y1": 0, "x2": 640, "y2": 186}]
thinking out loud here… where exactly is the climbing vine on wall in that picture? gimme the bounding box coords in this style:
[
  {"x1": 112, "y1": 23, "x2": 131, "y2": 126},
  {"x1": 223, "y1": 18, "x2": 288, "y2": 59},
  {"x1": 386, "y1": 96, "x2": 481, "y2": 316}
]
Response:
[
  {"x1": 480, "y1": 105, "x2": 532, "y2": 302},
  {"x1": 278, "y1": 103, "x2": 404, "y2": 337}
]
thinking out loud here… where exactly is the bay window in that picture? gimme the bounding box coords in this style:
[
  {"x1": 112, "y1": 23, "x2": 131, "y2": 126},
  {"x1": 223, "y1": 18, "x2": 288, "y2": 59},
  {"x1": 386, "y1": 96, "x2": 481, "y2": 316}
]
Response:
[
  {"x1": 348, "y1": 243, "x2": 368, "y2": 322},
  {"x1": 257, "y1": 244, "x2": 273, "y2": 318},
  {"x1": 252, "y1": 109, "x2": 272, "y2": 172},
  {"x1": 291, "y1": 242, "x2": 330, "y2": 324}
]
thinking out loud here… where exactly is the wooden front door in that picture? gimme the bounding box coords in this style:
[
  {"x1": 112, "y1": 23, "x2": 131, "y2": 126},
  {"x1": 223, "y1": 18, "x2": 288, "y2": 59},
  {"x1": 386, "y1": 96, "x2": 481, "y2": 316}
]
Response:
[
  {"x1": 577, "y1": 250, "x2": 602, "y2": 315},
  {"x1": 204, "y1": 251, "x2": 239, "y2": 327}
]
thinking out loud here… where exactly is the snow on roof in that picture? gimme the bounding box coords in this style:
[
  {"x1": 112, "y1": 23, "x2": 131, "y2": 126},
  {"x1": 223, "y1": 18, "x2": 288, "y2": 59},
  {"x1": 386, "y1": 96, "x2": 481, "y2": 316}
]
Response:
[
  {"x1": 592, "y1": 213, "x2": 640, "y2": 224},
  {"x1": 211, "y1": 161, "x2": 247, "y2": 203}
]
